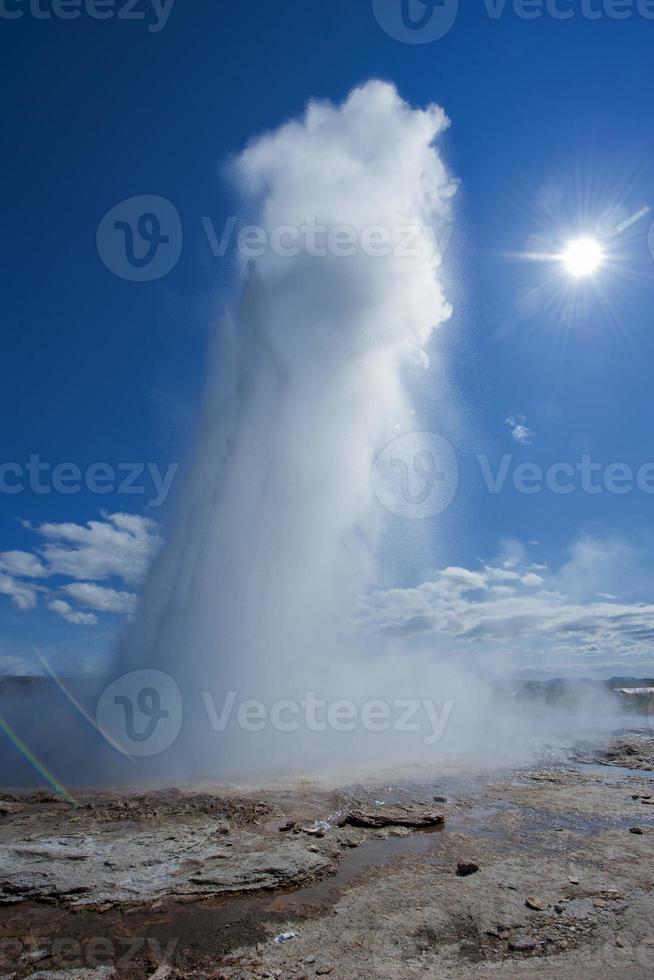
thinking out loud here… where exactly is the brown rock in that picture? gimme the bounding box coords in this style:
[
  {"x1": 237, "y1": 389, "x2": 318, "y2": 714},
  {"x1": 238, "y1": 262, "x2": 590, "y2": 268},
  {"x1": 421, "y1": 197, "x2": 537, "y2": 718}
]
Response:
[
  {"x1": 340, "y1": 803, "x2": 444, "y2": 830},
  {"x1": 456, "y1": 861, "x2": 480, "y2": 877}
]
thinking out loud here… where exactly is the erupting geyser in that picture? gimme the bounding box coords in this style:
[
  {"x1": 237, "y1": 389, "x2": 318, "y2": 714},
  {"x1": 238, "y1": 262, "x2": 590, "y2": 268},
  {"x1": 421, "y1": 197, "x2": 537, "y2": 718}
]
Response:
[{"x1": 117, "y1": 81, "x2": 458, "y2": 775}]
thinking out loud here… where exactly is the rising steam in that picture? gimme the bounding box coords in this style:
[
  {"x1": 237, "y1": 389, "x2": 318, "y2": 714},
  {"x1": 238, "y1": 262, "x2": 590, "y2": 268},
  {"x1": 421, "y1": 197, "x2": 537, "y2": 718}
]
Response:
[{"x1": 114, "y1": 82, "x2": 619, "y2": 779}]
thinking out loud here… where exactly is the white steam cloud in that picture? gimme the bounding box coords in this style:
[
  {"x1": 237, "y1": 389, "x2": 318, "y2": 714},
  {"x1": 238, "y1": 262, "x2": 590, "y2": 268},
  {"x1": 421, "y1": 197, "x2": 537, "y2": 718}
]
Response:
[{"x1": 115, "y1": 82, "x2": 619, "y2": 779}]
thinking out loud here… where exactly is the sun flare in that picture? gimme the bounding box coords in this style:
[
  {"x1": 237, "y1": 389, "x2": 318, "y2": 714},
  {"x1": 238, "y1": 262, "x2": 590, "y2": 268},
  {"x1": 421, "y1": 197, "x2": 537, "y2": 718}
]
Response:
[{"x1": 561, "y1": 237, "x2": 604, "y2": 279}]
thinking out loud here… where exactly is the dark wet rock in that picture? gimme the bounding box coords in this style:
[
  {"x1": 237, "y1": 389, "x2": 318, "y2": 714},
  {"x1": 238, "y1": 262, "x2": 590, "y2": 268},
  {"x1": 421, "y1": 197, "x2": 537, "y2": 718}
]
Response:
[
  {"x1": 629, "y1": 826, "x2": 644, "y2": 834},
  {"x1": 339, "y1": 803, "x2": 444, "y2": 829},
  {"x1": 456, "y1": 861, "x2": 479, "y2": 877},
  {"x1": 338, "y1": 834, "x2": 361, "y2": 849}
]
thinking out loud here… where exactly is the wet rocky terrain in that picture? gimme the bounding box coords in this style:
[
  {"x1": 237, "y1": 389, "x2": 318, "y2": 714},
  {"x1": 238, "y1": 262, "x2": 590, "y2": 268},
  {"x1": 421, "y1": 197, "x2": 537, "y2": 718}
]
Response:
[{"x1": 1, "y1": 732, "x2": 653, "y2": 979}]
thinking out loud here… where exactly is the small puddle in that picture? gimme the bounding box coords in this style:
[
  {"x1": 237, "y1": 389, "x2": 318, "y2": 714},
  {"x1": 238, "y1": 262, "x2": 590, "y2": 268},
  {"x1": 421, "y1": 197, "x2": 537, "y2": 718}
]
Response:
[
  {"x1": 266, "y1": 825, "x2": 444, "y2": 912},
  {"x1": 574, "y1": 762, "x2": 654, "y2": 782}
]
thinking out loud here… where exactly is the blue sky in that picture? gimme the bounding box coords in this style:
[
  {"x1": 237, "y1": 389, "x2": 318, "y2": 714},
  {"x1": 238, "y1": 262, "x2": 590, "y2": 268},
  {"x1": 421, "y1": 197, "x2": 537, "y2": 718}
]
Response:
[{"x1": 2, "y1": 0, "x2": 654, "y2": 677}]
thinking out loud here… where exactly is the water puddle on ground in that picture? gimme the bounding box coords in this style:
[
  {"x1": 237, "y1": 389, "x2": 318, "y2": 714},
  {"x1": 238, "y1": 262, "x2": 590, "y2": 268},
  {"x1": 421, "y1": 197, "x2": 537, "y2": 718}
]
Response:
[
  {"x1": 266, "y1": 825, "x2": 445, "y2": 912},
  {"x1": 270, "y1": 756, "x2": 654, "y2": 913},
  {"x1": 574, "y1": 762, "x2": 654, "y2": 781}
]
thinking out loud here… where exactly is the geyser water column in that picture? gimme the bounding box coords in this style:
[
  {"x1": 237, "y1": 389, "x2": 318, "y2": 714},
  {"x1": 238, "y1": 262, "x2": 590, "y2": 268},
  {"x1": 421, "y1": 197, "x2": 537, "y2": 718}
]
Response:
[{"x1": 117, "y1": 81, "x2": 457, "y2": 776}]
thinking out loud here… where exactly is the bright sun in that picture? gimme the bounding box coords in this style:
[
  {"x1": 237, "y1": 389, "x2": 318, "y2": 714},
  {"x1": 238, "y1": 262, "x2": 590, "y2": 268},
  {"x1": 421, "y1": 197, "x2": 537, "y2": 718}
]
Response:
[{"x1": 561, "y1": 237, "x2": 604, "y2": 278}]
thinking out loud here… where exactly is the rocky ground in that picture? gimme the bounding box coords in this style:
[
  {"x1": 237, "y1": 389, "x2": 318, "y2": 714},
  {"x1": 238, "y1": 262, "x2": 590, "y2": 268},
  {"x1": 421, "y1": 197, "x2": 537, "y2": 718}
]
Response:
[{"x1": 1, "y1": 732, "x2": 653, "y2": 979}]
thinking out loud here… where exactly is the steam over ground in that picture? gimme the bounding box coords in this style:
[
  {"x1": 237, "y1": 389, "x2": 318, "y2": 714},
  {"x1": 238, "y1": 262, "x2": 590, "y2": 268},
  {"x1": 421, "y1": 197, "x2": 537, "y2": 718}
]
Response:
[{"x1": 112, "y1": 82, "x2": 620, "y2": 781}]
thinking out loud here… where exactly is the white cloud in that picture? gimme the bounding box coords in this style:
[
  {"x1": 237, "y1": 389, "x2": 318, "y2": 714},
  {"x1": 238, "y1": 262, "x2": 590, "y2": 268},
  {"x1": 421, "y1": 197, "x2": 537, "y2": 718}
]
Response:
[
  {"x1": 35, "y1": 512, "x2": 160, "y2": 585},
  {"x1": 0, "y1": 551, "x2": 49, "y2": 579},
  {"x1": 0, "y1": 574, "x2": 37, "y2": 611},
  {"x1": 363, "y1": 534, "x2": 654, "y2": 670},
  {"x1": 61, "y1": 582, "x2": 137, "y2": 616},
  {"x1": 440, "y1": 566, "x2": 487, "y2": 592},
  {"x1": 506, "y1": 413, "x2": 534, "y2": 445},
  {"x1": 47, "y1": 599, "x2": 98, "y2": 626},
  {"x1": 0, "y1": 512, "x2": 159, "y2": 627},
  {"x1": 486, "y1": 567, "x2": 521, "y2": 583},
  {"x1": 490, "y1": 585, "x2": 515, "y2": 598}
]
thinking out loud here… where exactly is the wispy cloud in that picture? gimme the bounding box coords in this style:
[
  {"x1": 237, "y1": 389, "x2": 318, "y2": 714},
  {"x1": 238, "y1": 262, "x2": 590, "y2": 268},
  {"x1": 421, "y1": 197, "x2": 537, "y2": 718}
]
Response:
[
  {"x1": 47, "y1": 599, "x2": 98, "y2": 626},
  {"x1": 0, "y1": 512, "x2": 159, "y2": 627},
  {"x1": 506, "y1": 413, "x2": 534, "y2": 445},
  {"x1": 0, "y1": 573, "x2": 38, "y2": 612},
  {"x1": 61, "y1": 582, "x2": 137, "y2": 616},
  {"x1": 33, "y1": 512, "x2": 160, "y2": 585},
  {"x1": 362, "y1": 533, "x2": 654, "y2": 672},
  {"x1": 0, "y1": 551, "x2": 49, "y2": 579}
]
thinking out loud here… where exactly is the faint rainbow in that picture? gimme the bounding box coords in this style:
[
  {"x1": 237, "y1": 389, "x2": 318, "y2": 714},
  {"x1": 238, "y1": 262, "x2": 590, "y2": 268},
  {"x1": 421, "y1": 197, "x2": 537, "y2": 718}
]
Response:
[
  {"x1": 33, "y1": 647, "x2": 133, "y2": 760},
  {"x1": 0, "y1": 713, "x2": 79, "y2": 805}
]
